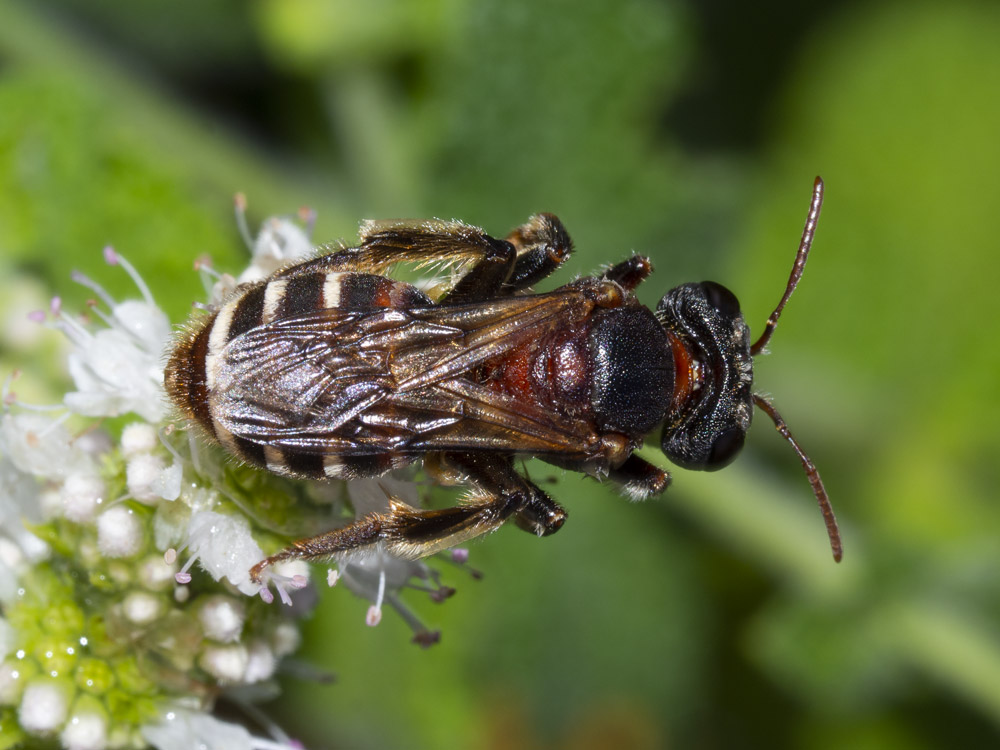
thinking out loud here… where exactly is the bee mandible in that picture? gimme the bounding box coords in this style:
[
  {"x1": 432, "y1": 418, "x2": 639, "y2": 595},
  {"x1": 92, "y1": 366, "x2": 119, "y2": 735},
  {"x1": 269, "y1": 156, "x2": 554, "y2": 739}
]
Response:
[{"x1": 164, "y1": 177, "x2": 841, "y2": 586}]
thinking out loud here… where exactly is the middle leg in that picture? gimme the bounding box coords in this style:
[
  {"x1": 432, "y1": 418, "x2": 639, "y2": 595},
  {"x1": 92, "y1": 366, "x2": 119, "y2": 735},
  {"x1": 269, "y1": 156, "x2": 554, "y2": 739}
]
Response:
[{"x1": 501, "y1": 213, "x2": 574, "y2": 294}]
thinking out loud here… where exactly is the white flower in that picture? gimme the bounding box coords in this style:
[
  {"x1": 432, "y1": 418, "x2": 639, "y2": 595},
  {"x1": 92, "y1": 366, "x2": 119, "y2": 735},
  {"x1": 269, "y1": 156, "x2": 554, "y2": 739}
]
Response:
[
  {"x1": 242, "y1": 639, "x2": 277, "y2": 684},
  {"x1": 121, "y1": 422, "x2": 158, "y2": 457},
  {"x1": 61, "y1": 697, "x2": 109, "y2": 750},
  {"x1": 152, "y1": 498, "x2": 194, "y2": 553},
  {"x1": 0, "y1": 618, "x2": 13, "y2": 662},
  {"x1": 197, "y1": 595, "x2": 246, "y2": 643},
  {"x1": 235, "y1": 197, "x2": 316, "y2": 286},
  {"x1": 122, "y1": 591, "x2": 164, "y2": 625},
  {"x1": 270, "y1": 622, "x2": 301, "y2": 659},
  {"x1": 137, "y1": 554, "x2": 177, "y2": 591},
  {"x1": 176, "y1": 512, "x2": 265, "y2": 596},
  {"x1": 2, "y1": 208, "x2": 335, "y2": 747},
  {"x1": 0, "y1": 454, "x2": 51, "y2": 579},
  {"x1": 198, "y1": 643, "x2": 249, "y2": 683},
  {"x1": 0, "y1": 540, "x2": 27, "y2": 604},
  {"x1": 96, "y1": 506, "x2": 144, "y2": 559},
  {"x1": 18, "y1": 679, "x2": 70, "y2": 734},
  {"x1": 335, "y1": 479, "x2": 451, "y2": 646},
  {"x1": 0, "y1": 413, "x2": 91, "y2": 481},
  {"x1": 61, "y1": 472, "x2": 106, "y2": 523},
  {"x1": 0, "y1": 658, "x2": 27, "y2": 704},
  {"x1": 126, "y1": 453, "x2": 181, "y2": 503},
  {"x1": 64, "y1": 328, "x2": 166, "y2": 422},
  {"x1": 144, "y1": 708, "x2": 300, "y2": 750},
  {"x1": 58, "y1": 248, "x2": 171, "y2": 423}
]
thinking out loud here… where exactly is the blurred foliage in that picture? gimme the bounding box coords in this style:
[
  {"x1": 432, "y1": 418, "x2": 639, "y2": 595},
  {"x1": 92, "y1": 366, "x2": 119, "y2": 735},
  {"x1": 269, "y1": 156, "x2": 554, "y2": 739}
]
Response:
[{"x1": 2, "y1": 0, "x2": 1000, "y2": 748}]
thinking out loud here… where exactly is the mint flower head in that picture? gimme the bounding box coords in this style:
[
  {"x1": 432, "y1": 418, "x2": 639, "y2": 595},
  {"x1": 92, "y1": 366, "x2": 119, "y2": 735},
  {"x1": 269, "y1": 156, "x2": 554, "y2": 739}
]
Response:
[{"x1": 0, "y1": 204, "x2": 471, "y2": 749}]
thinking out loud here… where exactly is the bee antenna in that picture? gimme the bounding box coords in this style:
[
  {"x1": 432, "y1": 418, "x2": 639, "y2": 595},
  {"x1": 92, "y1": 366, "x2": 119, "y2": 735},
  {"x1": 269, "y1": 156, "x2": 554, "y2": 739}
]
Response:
[
  {"x1": 751, "y1": 176, "x2": 824, "y2": 356},
  {"x1": 752, "y1": 393, "x2": 842, "y2": 563}
]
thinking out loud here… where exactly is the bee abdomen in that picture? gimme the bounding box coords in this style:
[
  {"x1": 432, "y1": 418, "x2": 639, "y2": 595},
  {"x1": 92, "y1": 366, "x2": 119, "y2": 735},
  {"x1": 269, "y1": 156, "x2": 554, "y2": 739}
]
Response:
[
  {"x1": 164, "y1": 313, "x2": 215, "y2": 435},
  {"x1": 165, "y1": 268, "x2": 428, "y2": 478},
  {"x1": 248, "y1": 449, "x2": 411, "y2": 481}
]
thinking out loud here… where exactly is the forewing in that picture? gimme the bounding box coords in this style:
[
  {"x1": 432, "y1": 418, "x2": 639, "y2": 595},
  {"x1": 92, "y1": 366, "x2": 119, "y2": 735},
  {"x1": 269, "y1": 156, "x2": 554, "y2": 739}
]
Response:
[
  {"x1": 209, "y1": 307, "x2": 458, "y2": 447},
  {"x1": 209, "y1": 287, "x2": 602, "y2": 457}
]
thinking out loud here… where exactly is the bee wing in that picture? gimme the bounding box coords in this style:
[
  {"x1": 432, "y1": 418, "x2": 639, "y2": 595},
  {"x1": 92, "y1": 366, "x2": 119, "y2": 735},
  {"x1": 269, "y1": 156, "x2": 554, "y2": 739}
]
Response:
[
  {"x1": 389, "y1": 377, "x2": 599, "y2": 456},
  {"x1": 209, "y1": 307, "x2": 461, "y2": 446},
  {"x1": 211, "y1": 287, "x2": 602, "y2": 457}
]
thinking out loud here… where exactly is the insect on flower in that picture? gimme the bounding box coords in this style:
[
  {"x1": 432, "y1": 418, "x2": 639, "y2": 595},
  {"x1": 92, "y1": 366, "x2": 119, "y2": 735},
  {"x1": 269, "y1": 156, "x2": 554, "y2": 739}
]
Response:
[{"x1": 165, "y1": 177, "x2": 841, "y2": 587}]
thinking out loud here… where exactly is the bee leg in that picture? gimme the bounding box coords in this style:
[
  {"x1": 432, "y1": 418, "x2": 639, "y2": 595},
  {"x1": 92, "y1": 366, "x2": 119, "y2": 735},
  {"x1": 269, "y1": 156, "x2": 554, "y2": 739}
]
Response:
[
  {"x1": 269, "y1": 245, "x2": 362, "y2": 277},
  {"x1": 441, "y1": 452, "x2": 567, "y2": 536},
  {"x1": 279, "y1": 218, "x2": 526, "y2": 283},
  {"x1": 513, "y1": 494, "x2": 567, "y2": 537},
  {"x1": 247, "y1": 498, "x2": 517, "y2": 584},
  {"x1": 608, "y1": 453, "x2": 672, "y2": 500},
  {"x1": 277, "y1": 232, "x2": 517, "y2": 303},
  {"x1": 603, "y1": 255, "x2": 653, "y2": 292},
  {"x1": 500, "y1": 213, "x2": 574, "y2": 294},
  {"x1": 441, "y1": 238, "x2": 518, "y2": 304},
  {"x1": 272, "y1": 214, "x2": 573, "y2": 300},
  {"x1": 539, "y1": 452, "x2": 670, "y2": 502},
  {"x1": 249, "y1": 453, "x2": 563, "y2": 583}
]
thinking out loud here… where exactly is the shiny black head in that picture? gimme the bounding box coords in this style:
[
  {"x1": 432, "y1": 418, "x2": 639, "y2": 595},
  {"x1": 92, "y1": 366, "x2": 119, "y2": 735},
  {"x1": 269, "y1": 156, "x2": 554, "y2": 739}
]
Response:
[{"x1": 656, "y1": 281, "x2": 753, "y2": 471}]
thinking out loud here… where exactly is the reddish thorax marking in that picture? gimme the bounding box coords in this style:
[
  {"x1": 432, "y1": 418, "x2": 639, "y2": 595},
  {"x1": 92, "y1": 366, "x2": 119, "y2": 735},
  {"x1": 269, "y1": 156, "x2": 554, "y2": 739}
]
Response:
[
  {"x1": 666, "y1": 330, "x2": 702, "y2": 414},
  {"x1": 480, "y1": 327, "x2": 591, "y2": 415}
]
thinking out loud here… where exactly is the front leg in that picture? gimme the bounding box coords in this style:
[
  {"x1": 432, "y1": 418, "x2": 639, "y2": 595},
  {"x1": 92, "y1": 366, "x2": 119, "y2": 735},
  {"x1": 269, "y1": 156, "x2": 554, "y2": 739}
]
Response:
[
  {"x1": 608, "y1": 453, "x2": 671, "y2": 500},
  {"x1": 539, "y1": 451, "x2": 670, "y2": 501},
  {"x1": 603, "y1": 255, "x2": 653, "y2": 292}
]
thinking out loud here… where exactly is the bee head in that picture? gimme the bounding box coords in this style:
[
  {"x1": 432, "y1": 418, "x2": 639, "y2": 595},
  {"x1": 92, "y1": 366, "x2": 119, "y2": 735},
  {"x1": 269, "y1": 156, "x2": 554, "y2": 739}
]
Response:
[
  {"x1": 655, "y1": 281, "x2": 753, "y2": 471},
  {"x1": 648, "y1": 178, "x2": 842, "y2": 562}
]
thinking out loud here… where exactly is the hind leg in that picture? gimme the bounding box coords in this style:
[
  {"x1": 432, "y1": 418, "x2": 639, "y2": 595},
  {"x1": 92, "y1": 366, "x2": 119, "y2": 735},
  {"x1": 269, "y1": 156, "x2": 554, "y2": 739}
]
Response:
[{"x1": 249, "y1": 452, "x2": 566, "y2": 583}]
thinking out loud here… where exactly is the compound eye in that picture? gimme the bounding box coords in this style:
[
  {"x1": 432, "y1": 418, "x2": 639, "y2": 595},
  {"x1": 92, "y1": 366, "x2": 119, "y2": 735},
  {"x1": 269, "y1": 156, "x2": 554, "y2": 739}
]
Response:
[
  {"x1": 706, "y1": 426, "x2": 745, "y2": 470},
  {"x1": 700, "y1": 282, "x2": 741, "y2": 320}
]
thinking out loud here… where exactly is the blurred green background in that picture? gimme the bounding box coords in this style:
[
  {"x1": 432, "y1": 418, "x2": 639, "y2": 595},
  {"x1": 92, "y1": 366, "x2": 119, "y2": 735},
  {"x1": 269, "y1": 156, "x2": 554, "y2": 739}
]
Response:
[{"x1": 2, "y1": 0, "x2": 1000, "y2": 747}]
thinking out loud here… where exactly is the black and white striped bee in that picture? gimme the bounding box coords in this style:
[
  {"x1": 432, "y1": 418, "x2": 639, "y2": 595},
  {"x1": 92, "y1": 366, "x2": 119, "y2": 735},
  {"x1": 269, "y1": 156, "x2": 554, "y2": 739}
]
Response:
[{"x1": 165, "y1": 178, "x2": 841, "y2": 585}]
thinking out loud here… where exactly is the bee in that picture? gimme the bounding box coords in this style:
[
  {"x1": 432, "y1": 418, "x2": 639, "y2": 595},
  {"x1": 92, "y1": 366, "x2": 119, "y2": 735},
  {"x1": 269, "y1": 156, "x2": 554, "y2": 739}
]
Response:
[{"x1": 165, "y1": 177, "x2": 841, "y2": 585}]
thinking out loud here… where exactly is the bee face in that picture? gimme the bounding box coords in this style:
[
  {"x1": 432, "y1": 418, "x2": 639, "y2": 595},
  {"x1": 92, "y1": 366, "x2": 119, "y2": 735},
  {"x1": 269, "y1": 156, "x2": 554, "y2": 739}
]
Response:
[{"x1": 655, "y1": 281, "x2": 753, "y2": 471}]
